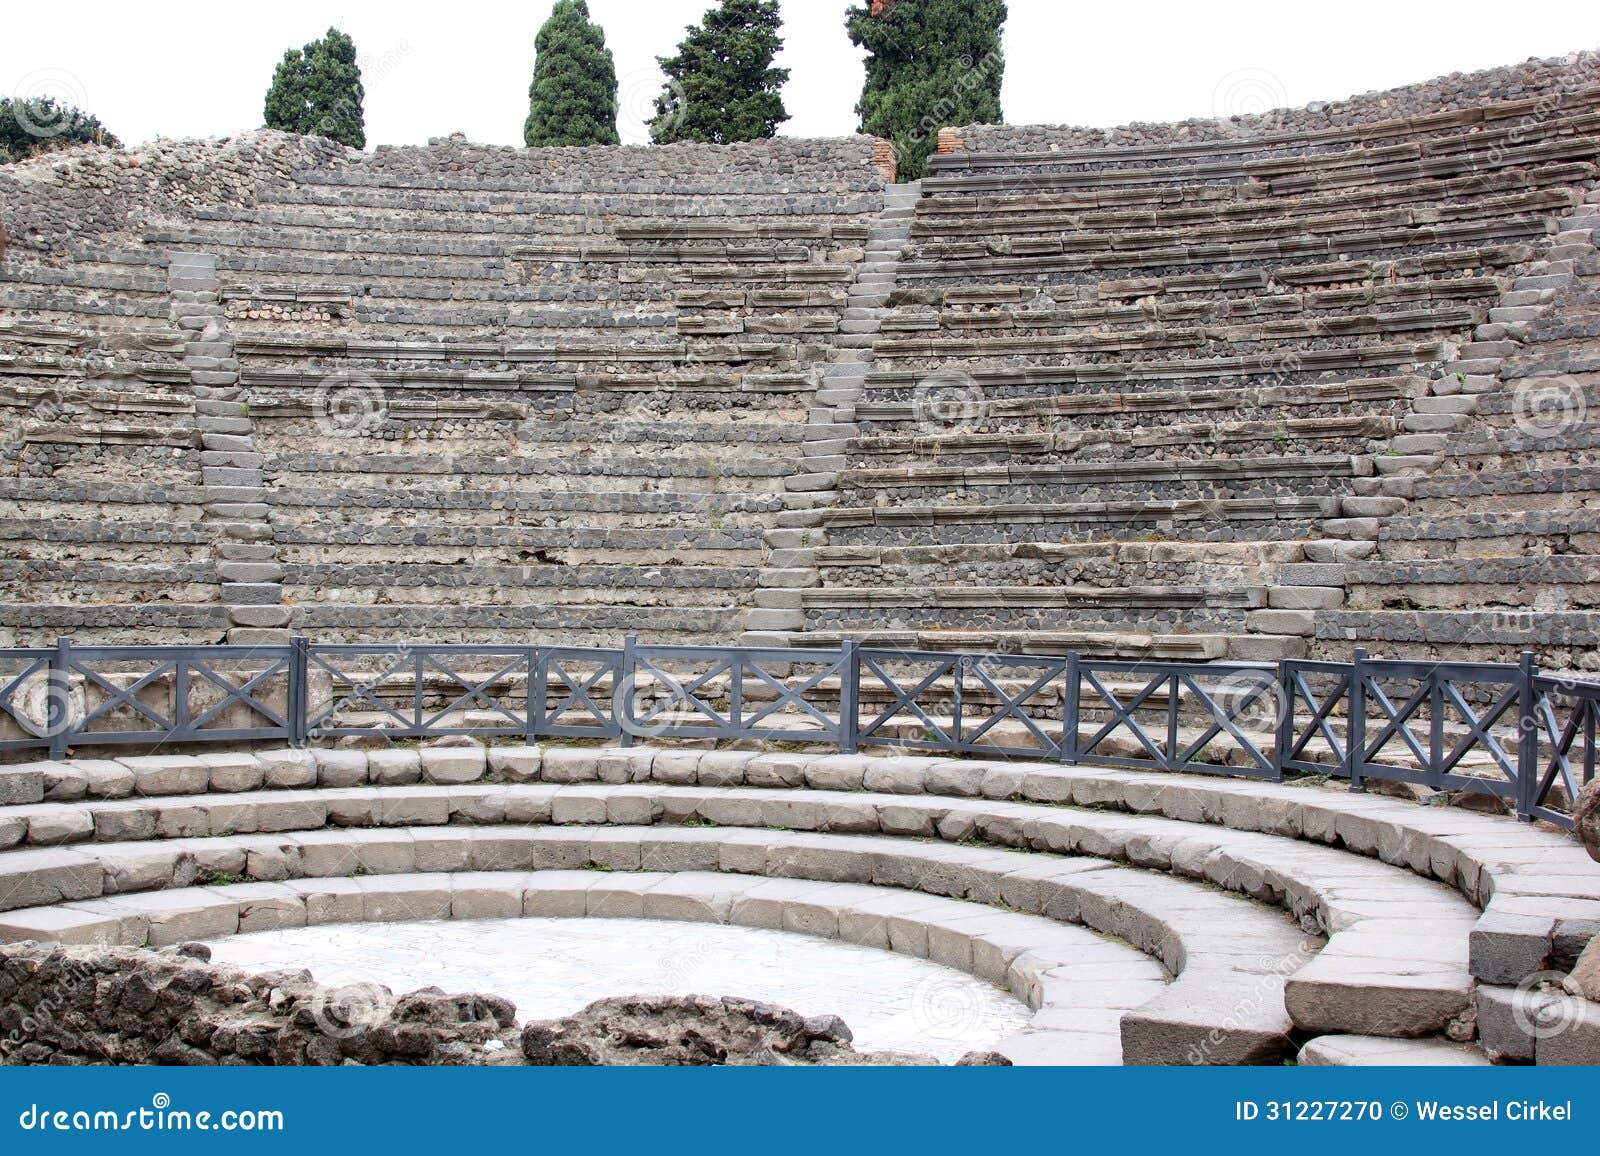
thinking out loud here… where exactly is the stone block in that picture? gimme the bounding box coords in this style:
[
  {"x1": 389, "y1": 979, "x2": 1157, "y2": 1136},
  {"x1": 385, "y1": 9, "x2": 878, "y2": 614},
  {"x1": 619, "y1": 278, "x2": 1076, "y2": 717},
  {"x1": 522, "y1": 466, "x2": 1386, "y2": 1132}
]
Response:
[
  {"x1": 1470, "y1": 909, "x2": 1554, "y2": 984},
  {"x1": 0, "y1": 764, "x2": 47, "y2": 806},
  {"x1": 451, "y1": 876, "x2": 525, "y2": 920},
  {"x1": 421, "y1": 745, "x2": 486, "y2": 785},
  {"x1": 196, "y1": 753, "x2": 264, "y2": 793},
  {"x1": 1475, "y1": 984, "x2": 1536, "y2": 1062},
  {"x1": 1267, "y1": 586, "x2": 1344, "y2": 610},
  {"x1": 488, "y1": 745, "x2": 544, "y2": 782},
  {"x1": 314, "y1": 749, "x2": 369, "y2": 788},
  {"x1": 258, "y1": 749, "x2": 318, "y2": 789},
  {"x1": 358, "y1": 876, "x2": 453, "y2": 923},
  {"x1": 540, "y1": 748, "x2": 601, "y2": 784},
  {"x1": 119, "y1": 756, "x2": 210, "y2": 797},
  {"x1": 26, "y1": 808, "x2": 95, "y2": 847},
  {"x1": 367, "y1": 749, "x2": 422, "y2": 785}
]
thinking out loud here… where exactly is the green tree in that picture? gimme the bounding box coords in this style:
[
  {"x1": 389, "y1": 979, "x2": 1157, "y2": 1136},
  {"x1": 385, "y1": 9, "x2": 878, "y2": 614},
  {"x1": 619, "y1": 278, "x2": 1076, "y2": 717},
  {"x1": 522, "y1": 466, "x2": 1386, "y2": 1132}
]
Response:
[
  {"x1": 525, "y1": 0, "x2": 620, "y2": 147},
  {"x1": 650, "y1": 0, "x2": 790, "y2": 144},
  {"x1": 263, "y1": 26, "x2": 366, "y2": 149},
  {"x1": 0, "y1": 98, "x2": 119, "y2": 164},
  {"x1": 846, "y1": 0, "x2": 1006, "y2": 180}
]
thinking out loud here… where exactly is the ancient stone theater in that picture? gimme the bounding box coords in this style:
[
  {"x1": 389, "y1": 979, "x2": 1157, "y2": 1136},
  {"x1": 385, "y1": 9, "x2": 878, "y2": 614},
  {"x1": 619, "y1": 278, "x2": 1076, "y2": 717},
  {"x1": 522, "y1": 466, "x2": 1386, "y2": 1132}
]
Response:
[{"x1": 0, "y1": 52, "x2": 1598, "y2": 1067}]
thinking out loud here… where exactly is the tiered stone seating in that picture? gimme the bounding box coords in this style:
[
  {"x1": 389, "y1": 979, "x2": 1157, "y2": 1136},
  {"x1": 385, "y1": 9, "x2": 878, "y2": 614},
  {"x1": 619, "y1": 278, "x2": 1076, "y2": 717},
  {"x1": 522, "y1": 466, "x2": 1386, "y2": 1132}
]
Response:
[
  {"x1": 1, "y1": 135, "x2": 889, "y2": 645},
  {"x1": 2, "y1": 742, "x2": 1595, "y2": 1064},
  {"x1": 790, "y1": 77, "x2": 1600, "y2": 662},
  {"x1": 135, "y1": 140, "x2": 879, "y2": 645}
]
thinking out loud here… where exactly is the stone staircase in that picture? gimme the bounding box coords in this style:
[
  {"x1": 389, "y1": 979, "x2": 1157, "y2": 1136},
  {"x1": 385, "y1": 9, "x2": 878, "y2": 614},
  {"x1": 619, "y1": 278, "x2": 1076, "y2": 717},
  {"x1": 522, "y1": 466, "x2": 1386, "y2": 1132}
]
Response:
[
  {"x1": 168, "y1": 252, "x2": 287, "y2": 646},
  {"x1": 746, "y1": 182, "x2": 920, "y2": 643}
]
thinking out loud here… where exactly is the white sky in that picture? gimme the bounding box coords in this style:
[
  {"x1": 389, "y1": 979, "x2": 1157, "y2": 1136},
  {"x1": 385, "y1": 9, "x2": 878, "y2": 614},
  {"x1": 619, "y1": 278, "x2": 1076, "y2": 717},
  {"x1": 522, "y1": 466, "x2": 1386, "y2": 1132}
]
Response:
[{"x1": 3, "y1": 1, "x2": 1596, "y2": 149}]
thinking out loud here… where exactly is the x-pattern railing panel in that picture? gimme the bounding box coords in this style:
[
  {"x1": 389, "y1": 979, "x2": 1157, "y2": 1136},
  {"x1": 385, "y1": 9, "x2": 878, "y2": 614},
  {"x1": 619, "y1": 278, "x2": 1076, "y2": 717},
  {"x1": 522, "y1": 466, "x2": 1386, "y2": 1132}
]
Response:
[
  {"x1": 1354, "y1": 660, "x2": 1524, "y2": 796},
  {"x1": 0, "y1": 651, "x2": 53, "y2": 749},
  {"x1": 1533, "y1": 677, "x2": 1599, "y2": 825},
  {"x1": 306, "y1": 645, "x2": 422, "y2": 735},
  {"x1": 1175, "y1": 668, "x2": 1278, "y2": 777},
  {"x1": 57, "y1": 647, "x2": 294, "y2": 746},
  {"x1": 619, "y1": 645, "x2": 844, "y2": 744},
  {"x1": 955, "y1": 654, "x2": 1064, "y2": 757},
  {"x1": 538, "y1": 648, "x2": 624, "y2": 739},
  {"x1": 1279, "y1": 661, "x2": 1349, "y2": 776},
  {"x1": 1073, "y1": 661, "x2": 1279, "y2": 777},
  {"x1": 855, "y1": 650, "x2": 962, "y2": 752}
]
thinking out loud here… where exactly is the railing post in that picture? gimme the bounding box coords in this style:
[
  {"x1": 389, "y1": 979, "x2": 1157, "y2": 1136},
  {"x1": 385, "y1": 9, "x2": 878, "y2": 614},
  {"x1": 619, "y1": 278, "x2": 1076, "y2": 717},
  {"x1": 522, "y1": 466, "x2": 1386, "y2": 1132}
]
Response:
[
  {"x1": 838, "y1": 641, "x2": 858, "y2": 754},
  {"x1": 1060, "y1": 652, "x2": 1080, "y2": 765},
  {"x1": 1273, "y1": 659, "x2": 1293, "y2": 780},
  {"x1": 526, "y1": 646, "x2": 544, "y2": 742},
  {"x1": 1347, "y1": 648, "x2": 1367, "y2": 791},
  {"x1": 47, "y1": 637, "x2": 70, "y2": 760},
  {"x1": 618, "y1": 634, "x2": 636, "y2": 747},
  {"x1": 1516, "y1": 650, "x2": 1539, "y2": 822},
  {"x1": 288, "y1": 635, "x2": 308, "y2": 748}
]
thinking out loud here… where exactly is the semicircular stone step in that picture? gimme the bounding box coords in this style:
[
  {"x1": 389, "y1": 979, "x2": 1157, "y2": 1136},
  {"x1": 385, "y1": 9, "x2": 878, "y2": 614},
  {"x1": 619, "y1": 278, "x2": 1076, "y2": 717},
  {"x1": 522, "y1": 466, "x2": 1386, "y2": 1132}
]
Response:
[{"x1": 0, "y1": 823, "x2": 1316, "y2": 1065}]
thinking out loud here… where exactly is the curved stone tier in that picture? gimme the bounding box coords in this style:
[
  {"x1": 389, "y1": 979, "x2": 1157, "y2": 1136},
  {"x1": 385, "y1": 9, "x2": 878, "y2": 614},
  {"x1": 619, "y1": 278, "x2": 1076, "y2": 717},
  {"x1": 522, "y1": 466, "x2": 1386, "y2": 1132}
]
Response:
[{"x1": 3, "y1": 744, "x2": 1596, "y2": 1066}]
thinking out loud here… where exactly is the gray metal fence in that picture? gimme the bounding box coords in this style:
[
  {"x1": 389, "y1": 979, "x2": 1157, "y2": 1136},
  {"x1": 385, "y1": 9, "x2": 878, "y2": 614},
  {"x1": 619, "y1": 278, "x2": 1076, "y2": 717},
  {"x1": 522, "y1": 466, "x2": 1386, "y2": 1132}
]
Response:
[{"x1": 0, "y1": 637, "x2": 1593, "y2": 828}]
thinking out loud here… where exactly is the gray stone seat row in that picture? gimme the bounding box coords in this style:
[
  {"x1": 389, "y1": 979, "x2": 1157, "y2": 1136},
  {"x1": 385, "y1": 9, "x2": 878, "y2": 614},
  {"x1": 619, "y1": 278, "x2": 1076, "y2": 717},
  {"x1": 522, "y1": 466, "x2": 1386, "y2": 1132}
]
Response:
[
  {"x1": 1314, "y1": 609, "x2": 1600, "y2": 668},
  {"x1": 0, "y1": 824, "x2": 1311, "y2": 1065},
  {"x1": 785, "y1": 625, "x2": 1247, "y2": 661},
  {"x1": 912, "y1": 169, "x2": 1594, "y2": 245},
  {"x1": 879, "y1": 282, "x2": 1505, "y2": 339},
  {"x1": 0, "y1": 868, "x2": 1166, "y2": 1065},
  {"x1": 820, "y1": 494, "x2": 1342, "y2": 536},
  {"x1": 843, "y1": 427, "x2": 1389, "y2": 471},
  {"x1": 869, "y1": 308, "x2": 1486, "y2": 362},
  {"x1": 855, "y1": 351, "x2": 1451, "y2": 423},
  {"x1": 911, "y1": 167, "x2": 1595, "y2": 237},
  {"x1": 253, "y1": 185, "x2": 881, "y2": 215},
  {"x1": 895, "y1": 216, "x2": 1551, "y2": 281},
  {"x1": 922, "y1": 127, "x2": 1599, "y2": 198},
  {"x1": 927, "y1": 87, "x2": 1600, "y2": 173},
  {"x1": 907, "y1": 190, "x2": 1577, "y2": 263}
]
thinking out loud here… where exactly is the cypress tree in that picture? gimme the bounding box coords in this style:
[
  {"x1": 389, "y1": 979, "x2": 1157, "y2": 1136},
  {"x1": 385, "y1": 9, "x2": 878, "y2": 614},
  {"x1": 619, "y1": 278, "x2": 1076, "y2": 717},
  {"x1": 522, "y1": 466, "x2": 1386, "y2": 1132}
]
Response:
[
  {"x1": 263, "y1": 27, "x2": 366, "y2": 149},
  {"x1": 846, "y1": 0, "x2": 1006, "y2": 180},
  {"x1": 650, "y1": 0, "x2": 790, "y2": 145},
  {"x1": 525, "y1": 0, "x2": 621, "y2": 147}
]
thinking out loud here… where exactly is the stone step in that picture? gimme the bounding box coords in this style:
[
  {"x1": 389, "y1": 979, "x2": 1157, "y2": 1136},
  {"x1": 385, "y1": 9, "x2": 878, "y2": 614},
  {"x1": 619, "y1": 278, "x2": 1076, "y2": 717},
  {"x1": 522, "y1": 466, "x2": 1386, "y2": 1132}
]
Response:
[
  {"x1": 0, "y1": 820, "x2": 1309, "y2": 1064},
  {"x1": 1297, "y1": 1034, "x2": 1491, "y2": 1065}
]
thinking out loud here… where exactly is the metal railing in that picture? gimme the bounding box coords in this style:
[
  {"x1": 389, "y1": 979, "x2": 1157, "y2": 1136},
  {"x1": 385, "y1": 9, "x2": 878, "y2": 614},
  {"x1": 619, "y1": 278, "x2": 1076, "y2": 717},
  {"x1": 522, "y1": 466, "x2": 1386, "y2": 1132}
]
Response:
[{"x1": 0, "y1": 637, "x2": 1593, "y2": 829}]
